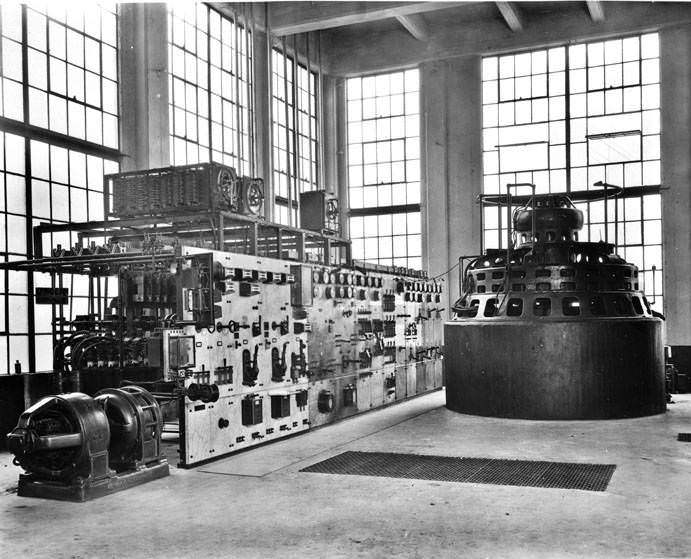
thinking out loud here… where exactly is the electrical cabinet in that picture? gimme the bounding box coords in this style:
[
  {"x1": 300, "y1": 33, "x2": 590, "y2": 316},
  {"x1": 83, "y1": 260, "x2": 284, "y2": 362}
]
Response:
[{"x1": 299, "y1": 191, "x2": 340, "y2": 234}]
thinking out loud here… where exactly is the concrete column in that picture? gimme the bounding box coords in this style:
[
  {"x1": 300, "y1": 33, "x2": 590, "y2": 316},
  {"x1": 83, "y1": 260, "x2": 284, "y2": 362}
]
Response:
[
  {"x1": 420, "y1": 60, "x2": 448, "y2": 281},
  {"x1": 322, "y1": 75, "x2": 341, "y2": 194},
  {"x1": 660, "y1": 25, "x2": 691, "y2": 347},
  {"x1": 254, "y1": 30, "x2": 273, "y2": 221},
  {"x1": 119, "y1": 3, "x2": 170, "y2": 171},
  {"x1": 422, "y1": 56, "x2": 483, "y2": 316},
  {"x1": 317, "y1": 73, "x2": 347, "y2": 237},
  {"x1": 334, "y1": 77, "x2": 350, "y2": 238}
]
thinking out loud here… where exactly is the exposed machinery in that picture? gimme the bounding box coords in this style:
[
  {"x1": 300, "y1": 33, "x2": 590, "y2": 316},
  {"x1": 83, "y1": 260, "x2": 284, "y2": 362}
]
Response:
[
  {"x1": 108, "y1": 163, "x2": 264, "y2": 218},
  {"x1": 6, "y1": 385, "x2": 168, "y2": 501},
  {"x1": 445, "y1": 186, "x2": 665, "y2": 420},
  {"x1": 238, "y1": 176, "x2": 265, "y2": 216},
  {"x1": 300, "y1": 190, "x2": 340, "y2": 235},
  {"x1": 3, "y1": 163, "x2": 444, "y2": 471}
]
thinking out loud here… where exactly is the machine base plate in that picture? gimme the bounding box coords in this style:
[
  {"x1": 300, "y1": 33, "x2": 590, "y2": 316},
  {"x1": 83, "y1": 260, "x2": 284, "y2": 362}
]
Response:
[{"x1": 16, "y1": 461, "x2": 170, "y2": 502}]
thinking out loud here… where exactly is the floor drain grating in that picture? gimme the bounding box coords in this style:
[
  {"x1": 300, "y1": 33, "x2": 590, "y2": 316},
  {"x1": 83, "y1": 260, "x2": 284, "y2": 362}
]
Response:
[
  {"x1": 301, "y1": 451, "x2": 616, "y2": 491},
  {"x1": 678, "y1": 433, "x2": 691, "y2": 442}
]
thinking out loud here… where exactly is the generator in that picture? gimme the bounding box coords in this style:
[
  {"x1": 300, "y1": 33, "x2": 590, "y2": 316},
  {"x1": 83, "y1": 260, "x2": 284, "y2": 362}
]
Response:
[
  {"x1": 446, "y1": 189, "x2": 665, "y2": 420},
  {"x1": 6, "y1": 386, "x2": 168, "y2": 501}
]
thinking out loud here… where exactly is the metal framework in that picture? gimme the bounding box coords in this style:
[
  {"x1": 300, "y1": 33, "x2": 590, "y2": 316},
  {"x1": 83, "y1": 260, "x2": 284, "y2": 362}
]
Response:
[{"x1": 27, "y1": 212, "x2": 351, "y2": 269}]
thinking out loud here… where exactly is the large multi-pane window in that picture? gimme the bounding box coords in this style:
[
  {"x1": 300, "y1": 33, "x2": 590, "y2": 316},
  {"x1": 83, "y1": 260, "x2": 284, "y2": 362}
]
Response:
[
  {"x1": 271, "y1": 47, "x2": 319, "y2": 226},
  {"x1": 168, "y1": 4, "x2": 253, "y2": 174},
  {"x1": 346, "y1": 69, "x2": 421, "y2": 270},
  {"x1": 0, "y1": 3, "x2": 119, "y2": 374},
  {"x1": 481, "y1": 33, "x2": 663, "y2": 311}
]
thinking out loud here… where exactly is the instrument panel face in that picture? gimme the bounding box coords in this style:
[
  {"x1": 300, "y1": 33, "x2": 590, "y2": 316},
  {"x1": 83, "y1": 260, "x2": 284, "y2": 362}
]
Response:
[
  {"x1": 161, "y1": 249, "x2": 444, "y2": 467},
  {"x1": 175, "y1": 250, "x2": 309, "y2": 465}
]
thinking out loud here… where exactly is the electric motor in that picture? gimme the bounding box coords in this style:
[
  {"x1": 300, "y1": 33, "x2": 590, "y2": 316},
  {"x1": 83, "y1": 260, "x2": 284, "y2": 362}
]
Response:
[
  {"x1": 94, "y1": 385, "x2": 164, "y2": 472},
  {"x1": 7, "y1": 392, "x2": 110, "y2": 483},
  {"x1": 7, "y1": 386, "x2": 166, "y2": 485}
]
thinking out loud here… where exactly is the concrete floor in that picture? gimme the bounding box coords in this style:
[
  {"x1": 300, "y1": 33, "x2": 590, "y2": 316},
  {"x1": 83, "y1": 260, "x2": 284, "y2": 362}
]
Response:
[{"x1": 1, "y1": 390, "x2": 690, "y2": 558}]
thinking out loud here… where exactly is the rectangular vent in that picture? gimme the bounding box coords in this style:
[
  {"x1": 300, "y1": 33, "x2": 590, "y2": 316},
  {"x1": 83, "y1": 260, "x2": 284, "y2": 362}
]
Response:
[{"x1": 301, "y1": 451, "x2": 616, "y2": 492}]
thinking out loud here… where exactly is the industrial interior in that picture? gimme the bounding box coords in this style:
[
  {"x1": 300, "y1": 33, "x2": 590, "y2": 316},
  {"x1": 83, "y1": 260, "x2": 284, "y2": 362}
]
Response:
[{"x1": 1, "y1": 1, "x2": 690, "y2": 557}]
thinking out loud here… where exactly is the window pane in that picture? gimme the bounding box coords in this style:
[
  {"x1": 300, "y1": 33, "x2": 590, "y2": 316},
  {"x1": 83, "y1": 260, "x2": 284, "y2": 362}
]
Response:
[
  {"x1": 170, "y1": 6, "x2": 254, "y2": 176},
  {"x1": 0, "y1": 6, "x2": 120, "y2": 375},
  {"x1": 347, "y1": 70, "x2": 421, "y2": 268}
]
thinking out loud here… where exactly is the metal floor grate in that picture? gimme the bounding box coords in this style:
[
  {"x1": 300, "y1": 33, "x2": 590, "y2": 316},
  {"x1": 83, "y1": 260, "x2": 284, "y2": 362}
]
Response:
[
  {"x1": 678, "y1": 433, "x2": 691, "y2": 442},
  {"x1": 301, "y1": 451, "x2": 616, "y2": 491}
]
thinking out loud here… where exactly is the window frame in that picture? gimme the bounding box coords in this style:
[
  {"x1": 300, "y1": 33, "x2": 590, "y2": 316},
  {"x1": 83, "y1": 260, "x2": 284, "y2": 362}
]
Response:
[
  {"x1": 167, "y1": 3, "x2": 255, "y2": 174},
  {"x1": 346, "y1": 68, "x2": 422, "y2": 270},
  {"x1": 271, "y1": 43, "x2": 320, "y2": 227},
  {"x1": 0, "y1": 3, "x2": 120, "y2": 375}
]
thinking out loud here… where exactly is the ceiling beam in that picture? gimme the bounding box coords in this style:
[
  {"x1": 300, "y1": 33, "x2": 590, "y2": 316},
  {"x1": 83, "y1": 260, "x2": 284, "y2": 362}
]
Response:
[
  {"x1": 324, "y1": 1, "x2": 691, "y2": 77},
  {"x1": 586, "y1": 1, "x2": 605, "y2": 22},
  {"x1": 395, "y1": 14, "x2": 430, "y2": 42},
  {"x1": 495, "y1": 2, "x2": 523, "y2": 32},
  {"x1": 268, "y1": 1, "x2": 464, "y2": 36}
]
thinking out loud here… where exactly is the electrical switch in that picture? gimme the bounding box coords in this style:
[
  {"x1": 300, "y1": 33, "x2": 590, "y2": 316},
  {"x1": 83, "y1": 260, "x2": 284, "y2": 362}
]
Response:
[
  {"x1": 242, "y1": 345, "x2": 259, "y2": 386},
  {"x1": 271, "y1": 342, "x2": 288, "y2": 382}
]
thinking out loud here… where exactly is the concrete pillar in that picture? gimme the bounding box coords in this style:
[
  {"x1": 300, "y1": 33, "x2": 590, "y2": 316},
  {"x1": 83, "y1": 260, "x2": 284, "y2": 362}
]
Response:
[
  {"x1": 119, "y1": 3, "x2": 170, "y2": 171},
  {"x1": 421, "y1": 60, "x2": 448, "y2": 285},
  {"x1": 317, "y1": 73, "x2": 347, "y2": 237},
  {"x1": 322, "y1": 75, "x2": 341, "y2": 194},
  {"x1": 422, "y1": 56, "x2": 483, "y2": 316},
  {"x1": 254, "y1": 29, "x2": 273, "y2": 221},
  {"x1": 660, "y1": 25, "x2": 691, "y2": 348},
  {"x1": 333, "y1": 77, "x2": 350, "y2": 238}
]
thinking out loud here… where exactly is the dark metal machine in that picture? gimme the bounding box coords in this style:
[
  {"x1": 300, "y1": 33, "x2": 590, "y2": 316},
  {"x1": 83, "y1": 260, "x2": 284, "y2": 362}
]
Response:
[
  {"x1": 7, "y1": 385, "x2": 168, "y2": 501},
  {"x1": 109, "y1": 162, "x2": 264, "y2": 218},
  {"x1": 445, "y1": 186, "x2": 666, "y2": 419}
]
